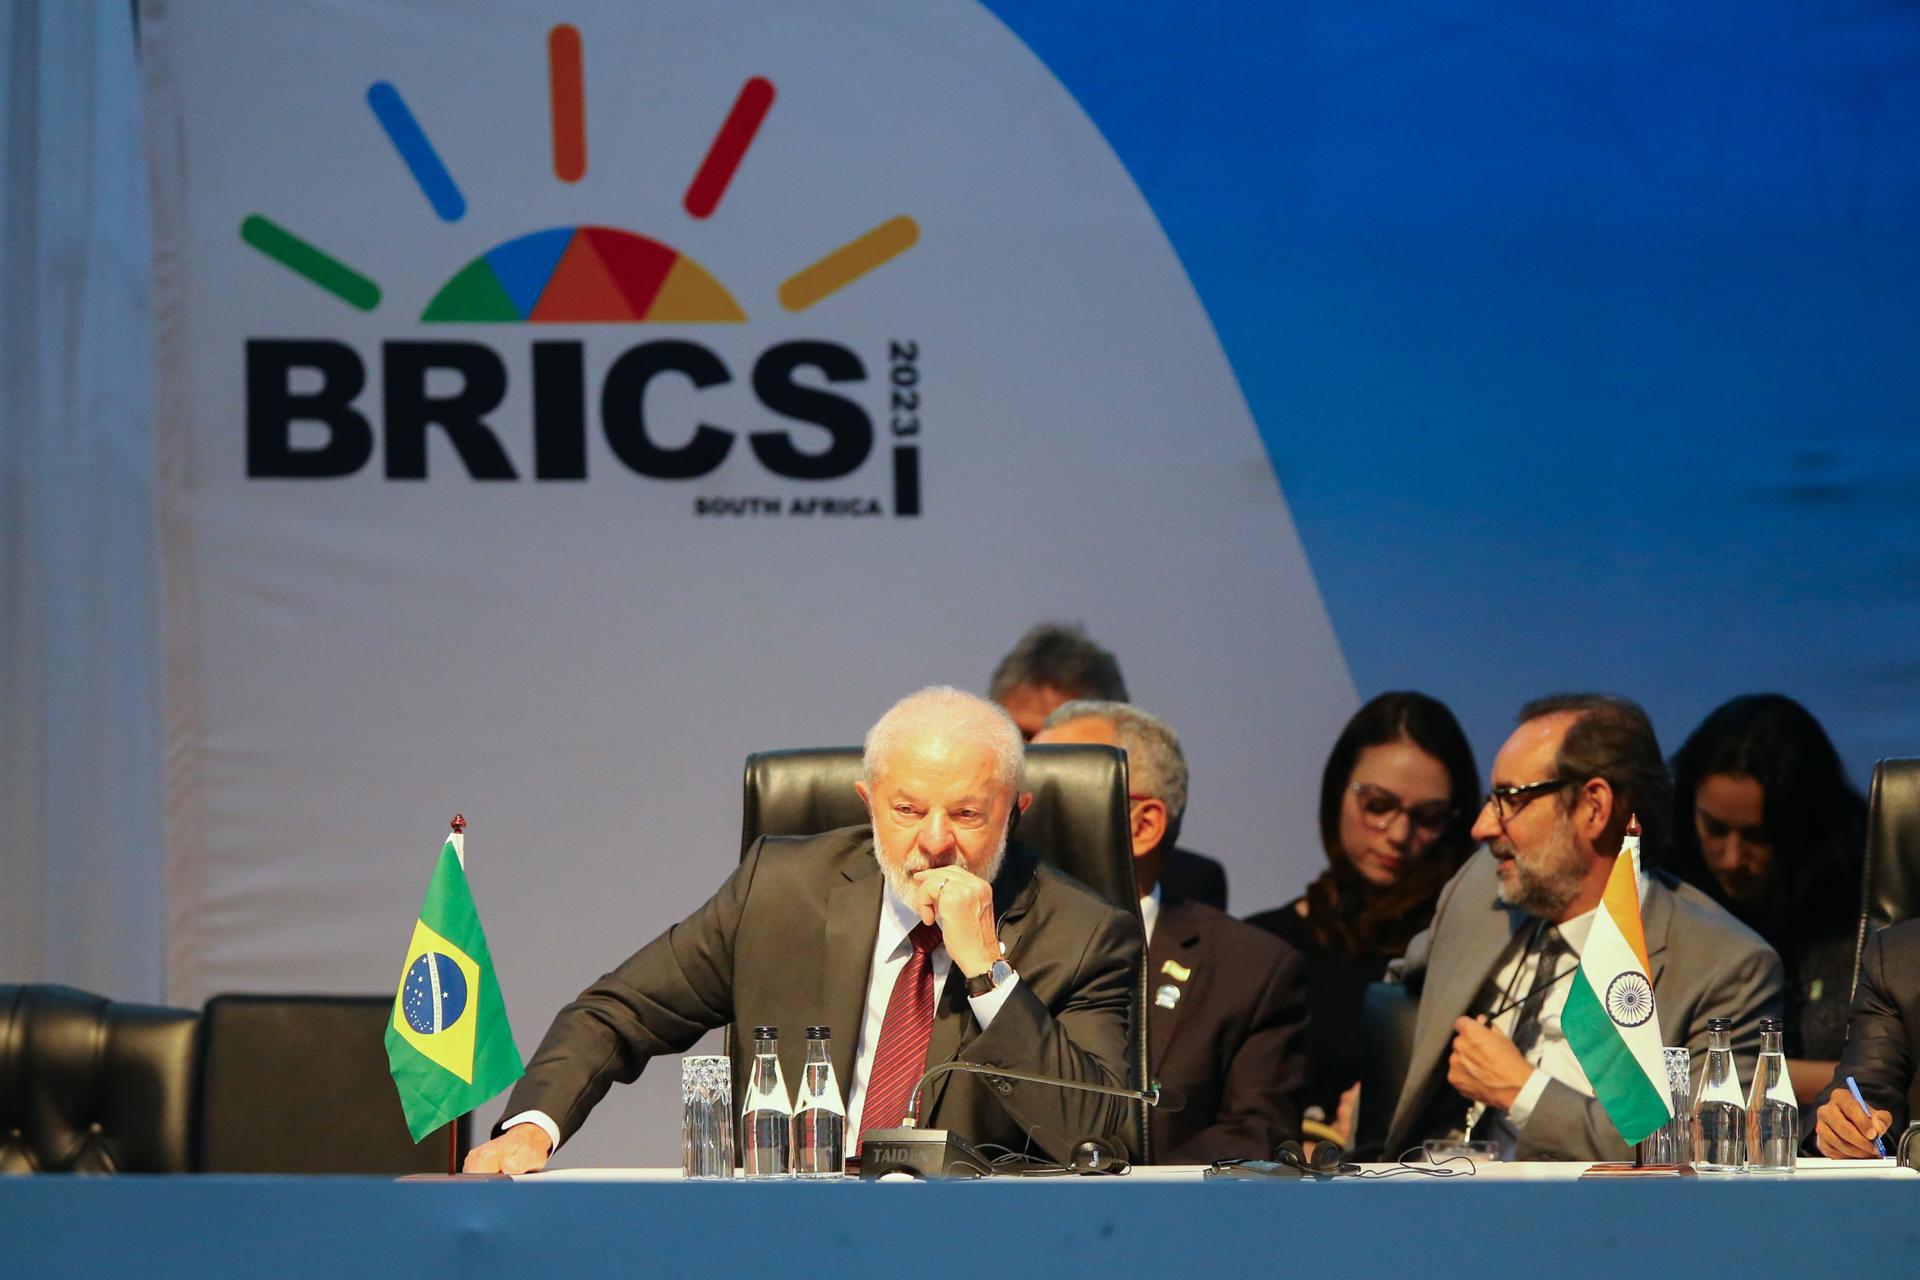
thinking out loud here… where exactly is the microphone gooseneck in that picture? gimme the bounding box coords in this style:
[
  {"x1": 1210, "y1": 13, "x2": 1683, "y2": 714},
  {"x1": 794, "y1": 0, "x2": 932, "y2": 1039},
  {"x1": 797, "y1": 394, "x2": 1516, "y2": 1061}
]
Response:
[{"x1": 903, "y1": 1060, "x2": 1165, "y2": 1128}]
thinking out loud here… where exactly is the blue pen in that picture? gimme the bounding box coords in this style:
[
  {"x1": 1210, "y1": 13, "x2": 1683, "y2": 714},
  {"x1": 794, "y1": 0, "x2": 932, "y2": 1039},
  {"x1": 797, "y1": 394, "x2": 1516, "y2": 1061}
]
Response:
[{"x1": 1845, "y1": 1076, "x2": 1887, "y2": 1157}]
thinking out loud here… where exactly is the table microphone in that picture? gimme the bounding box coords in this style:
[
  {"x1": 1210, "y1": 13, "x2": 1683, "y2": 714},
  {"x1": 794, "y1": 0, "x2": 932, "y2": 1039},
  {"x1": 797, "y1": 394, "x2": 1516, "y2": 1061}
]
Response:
[{"x1": 856, "y1": 1062, "x2": 1174, "y2": 1180}]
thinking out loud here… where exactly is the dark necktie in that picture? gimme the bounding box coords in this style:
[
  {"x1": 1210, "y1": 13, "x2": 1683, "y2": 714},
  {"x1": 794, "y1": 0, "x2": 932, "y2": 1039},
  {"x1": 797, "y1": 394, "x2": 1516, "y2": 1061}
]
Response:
[
  {"x1": 1510, "y1": 926, "x2": 1568, "y2": 1057},
  {"x1": 858, "y1": 921, "x2": 942, "y2": 1149}
]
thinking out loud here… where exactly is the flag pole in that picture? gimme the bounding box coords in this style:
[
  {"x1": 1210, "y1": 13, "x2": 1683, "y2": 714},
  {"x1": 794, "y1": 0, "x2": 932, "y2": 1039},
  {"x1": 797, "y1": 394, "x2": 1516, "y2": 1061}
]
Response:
[{"x1": 447, "y1": 812, "x2": 466, "y2": 1176}]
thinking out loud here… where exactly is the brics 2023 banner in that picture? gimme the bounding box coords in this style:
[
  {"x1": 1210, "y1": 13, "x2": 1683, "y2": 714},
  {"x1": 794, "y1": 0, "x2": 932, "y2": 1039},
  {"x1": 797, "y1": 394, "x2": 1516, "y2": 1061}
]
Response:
[{"x1": 144, "y1": 1, "x2": 1354, "y2": 1163}]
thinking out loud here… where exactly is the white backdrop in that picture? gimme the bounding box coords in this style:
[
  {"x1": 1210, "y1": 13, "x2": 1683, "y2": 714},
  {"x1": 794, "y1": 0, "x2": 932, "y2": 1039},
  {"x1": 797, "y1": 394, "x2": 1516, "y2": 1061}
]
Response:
[{"x1": 143, "y1": 0, "x2": 1355, "y2": 1166}]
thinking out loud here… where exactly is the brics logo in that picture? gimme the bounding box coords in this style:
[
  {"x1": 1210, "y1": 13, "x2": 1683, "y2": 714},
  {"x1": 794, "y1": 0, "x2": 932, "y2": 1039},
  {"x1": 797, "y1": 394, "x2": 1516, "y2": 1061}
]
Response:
[{"x1": 241, "y1": 25, "x2": 923, "y2": 515}]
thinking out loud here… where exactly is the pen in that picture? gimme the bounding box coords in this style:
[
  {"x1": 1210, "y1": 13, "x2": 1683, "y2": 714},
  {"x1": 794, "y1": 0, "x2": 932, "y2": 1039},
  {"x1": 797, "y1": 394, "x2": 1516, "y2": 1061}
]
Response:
[{"x1": 1845, "y1": 1075, "x2": 1887, "y2": 1157}]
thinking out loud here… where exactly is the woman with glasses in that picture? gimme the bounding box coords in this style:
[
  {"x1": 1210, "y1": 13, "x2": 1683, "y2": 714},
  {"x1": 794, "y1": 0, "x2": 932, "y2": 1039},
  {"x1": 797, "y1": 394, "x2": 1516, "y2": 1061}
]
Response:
[
  {"x1": 1665, "y1": 694, "x2": 1866, "y2": 1107},
  {"x1": 1247, "y1": 691, "x2": 1480, "y2": 1143}
]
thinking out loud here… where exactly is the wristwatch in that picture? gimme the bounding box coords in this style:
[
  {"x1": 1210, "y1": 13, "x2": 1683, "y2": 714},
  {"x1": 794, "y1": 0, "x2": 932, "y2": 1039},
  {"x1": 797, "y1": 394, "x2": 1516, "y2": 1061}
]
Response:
[{"x1": 965, "y1": 958, "x2": 1014, "y2": 998}]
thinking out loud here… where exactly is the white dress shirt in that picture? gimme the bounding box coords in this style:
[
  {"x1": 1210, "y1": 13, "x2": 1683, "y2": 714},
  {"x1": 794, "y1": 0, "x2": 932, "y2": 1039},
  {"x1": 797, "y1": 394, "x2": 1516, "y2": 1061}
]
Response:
[
  {"x1": 503, "y1": 881, "x2": 1018, "y2": 1153},
  {"x1": 1139, "y1": 882, "x2": 1161, "y2": 947}
]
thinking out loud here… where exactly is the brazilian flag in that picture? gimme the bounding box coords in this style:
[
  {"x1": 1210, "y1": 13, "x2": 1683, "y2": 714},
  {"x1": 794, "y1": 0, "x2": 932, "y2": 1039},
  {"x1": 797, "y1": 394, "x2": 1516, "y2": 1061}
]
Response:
[{"x1": 385, "y1": 830, "x2": 523, "y2": 1142}]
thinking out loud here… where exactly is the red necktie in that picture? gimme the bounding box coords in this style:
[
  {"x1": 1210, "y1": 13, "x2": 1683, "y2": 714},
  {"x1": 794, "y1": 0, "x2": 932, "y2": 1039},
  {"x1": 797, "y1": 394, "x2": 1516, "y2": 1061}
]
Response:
[{"x1": 859, "y1": 921, "x2": 942, "y2": 1148}]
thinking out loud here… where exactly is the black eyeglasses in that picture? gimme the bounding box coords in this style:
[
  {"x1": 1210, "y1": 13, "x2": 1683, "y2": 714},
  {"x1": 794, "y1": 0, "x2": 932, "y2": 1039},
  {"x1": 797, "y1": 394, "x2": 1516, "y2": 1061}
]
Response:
[
  {"x1": 1350, "y1": 783, "x2": 1457, "y2": 834},
  {"x1": 1482, "y1": 776, "x2": 1577, "y2": 827}
]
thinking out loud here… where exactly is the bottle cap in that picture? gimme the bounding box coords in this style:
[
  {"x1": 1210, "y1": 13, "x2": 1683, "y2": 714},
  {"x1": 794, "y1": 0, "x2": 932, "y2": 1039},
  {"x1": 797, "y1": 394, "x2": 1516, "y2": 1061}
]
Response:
[
  {"x1": 1759, "y1": 1017, "x2": 1783, "y2": 1033},
  {"x1": 805, "y1": 1025, "x2": 831, "y2": 1039},
  {"x1": 752, "y1": 1025, "x2": 779, "y2": 1040},
  {"x1": 1706, "y1": 1017, "x2": 1731, "y2": 1031}
]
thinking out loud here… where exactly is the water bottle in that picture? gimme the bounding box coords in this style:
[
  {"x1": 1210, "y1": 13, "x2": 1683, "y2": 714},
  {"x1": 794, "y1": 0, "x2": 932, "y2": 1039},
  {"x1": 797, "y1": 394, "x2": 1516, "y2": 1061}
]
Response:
[
  {"x1": 1745, "y1": 1017, "x2": 1798, "y2": 1173},
  {"x1": 1690, "y1": 1017, "x2": 1746, "y2": 1172},
  {"x1": 792, "y1": 1025, "x2": 847, "y2": 1178},
  {"x1": 740, "y1": 1025, "x2": 793, "y2": 1178}
]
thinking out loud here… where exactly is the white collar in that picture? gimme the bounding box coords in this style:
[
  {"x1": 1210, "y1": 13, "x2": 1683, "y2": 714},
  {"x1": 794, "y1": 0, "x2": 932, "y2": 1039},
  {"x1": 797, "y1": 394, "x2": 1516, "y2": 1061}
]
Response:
[
  {"x1": 878, "y1": 879, "x2": 926, "y2": 958},
  {"x1": 1139, "y1": 881, "x2": 1162, "y2": 946}
]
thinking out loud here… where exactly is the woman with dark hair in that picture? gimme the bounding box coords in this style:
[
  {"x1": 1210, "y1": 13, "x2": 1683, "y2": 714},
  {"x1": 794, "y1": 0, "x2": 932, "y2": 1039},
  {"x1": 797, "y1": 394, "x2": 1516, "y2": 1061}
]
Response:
[
  {"x1": 1247, "y1": 691, "x2": 1479, "y2": 1141},
  {"x1": 1666, "y1": 694, "x2": 1866, "y2": 1105}
]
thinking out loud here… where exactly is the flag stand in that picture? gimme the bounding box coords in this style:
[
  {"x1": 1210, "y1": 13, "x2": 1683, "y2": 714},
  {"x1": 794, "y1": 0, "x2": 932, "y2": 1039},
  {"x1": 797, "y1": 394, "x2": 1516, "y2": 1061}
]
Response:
[{"x1": 447, "y1": 813, "x2": 467, "y2": 1176}]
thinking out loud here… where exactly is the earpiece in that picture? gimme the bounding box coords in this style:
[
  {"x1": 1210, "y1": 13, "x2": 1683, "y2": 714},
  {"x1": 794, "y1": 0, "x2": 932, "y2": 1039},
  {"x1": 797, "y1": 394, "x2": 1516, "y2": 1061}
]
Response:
[
  {"x1": 1068, "y1": 1137, "x2": 1131, "y2": 1175},
  {"x1": 1310, "y1": 1141, "x2": 1347, "y2": 1175},
  {"x1": 1273, "y1": 1138, "x2": 1347, "y2": 1178}
]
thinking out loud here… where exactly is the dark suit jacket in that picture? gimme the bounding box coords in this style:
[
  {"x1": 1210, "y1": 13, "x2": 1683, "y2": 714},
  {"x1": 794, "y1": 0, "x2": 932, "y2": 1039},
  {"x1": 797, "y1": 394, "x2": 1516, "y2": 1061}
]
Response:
[
  {"x1": 1146, "y1": 896, "x2": 1307, "y2": 1162},
  {"x1": 1384, "y1": 851, "x2": 1783, "y2": 1161},
  {"x1": 1161, "y1": 847, "x2": 1228, "y2": 912},
  {"x1": 499, "y1": 826, "x2": 1141, "y2": 1161},
  {"x1": 1826, "y1": 919, "x2": 1920, "y2": 1135}
]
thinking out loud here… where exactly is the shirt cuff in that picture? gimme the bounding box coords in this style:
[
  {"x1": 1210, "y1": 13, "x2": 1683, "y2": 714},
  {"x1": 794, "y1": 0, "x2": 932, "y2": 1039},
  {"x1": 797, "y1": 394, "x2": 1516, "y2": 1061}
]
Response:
[
  {"x1": 498, "y1": 1109, "x2": 562, "y2": 1156},
  {"x1": 965, "y1": 970, "x2": 1020, "y2": 1029},
  {"x1": 1507, "y1": 1069, "x2": 1550, "y2": 1129}
]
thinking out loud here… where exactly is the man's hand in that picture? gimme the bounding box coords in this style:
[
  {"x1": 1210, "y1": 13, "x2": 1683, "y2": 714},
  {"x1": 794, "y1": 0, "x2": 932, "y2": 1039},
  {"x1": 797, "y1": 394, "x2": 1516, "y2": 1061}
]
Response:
[
  {"x1": 1447, "y1": 1016, "x2": 1534, "y2": 1113},
  {"x1": 909, "y1": 864, "x2": 999, "y2": 977},
  {"x1": 1815, "y1": 1086, "x2": 1892, "y2": 1159},
  {"x1": 463, "y1": 1122, "x2": 553, "y2": 1175}
]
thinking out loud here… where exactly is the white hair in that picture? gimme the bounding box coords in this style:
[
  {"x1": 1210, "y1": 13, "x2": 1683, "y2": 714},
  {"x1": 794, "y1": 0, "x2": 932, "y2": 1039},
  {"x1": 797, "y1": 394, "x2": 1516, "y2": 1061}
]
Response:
[
  {"x1": 1044, "y1": 699, "x2": 1189, "y2": 826},
  {"x1": 863, "y1": 685, "x2": 1025, "y2": 791}
]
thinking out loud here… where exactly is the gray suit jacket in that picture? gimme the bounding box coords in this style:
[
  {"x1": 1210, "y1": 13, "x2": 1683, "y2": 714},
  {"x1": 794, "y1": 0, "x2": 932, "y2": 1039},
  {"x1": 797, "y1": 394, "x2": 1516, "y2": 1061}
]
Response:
[
  {"x1": 499, "y1": 826, "x2": 1141, "y2": 1161},
  {"x1": 1383, "y1": 850, "x2": 1783, "y2": 1161}
]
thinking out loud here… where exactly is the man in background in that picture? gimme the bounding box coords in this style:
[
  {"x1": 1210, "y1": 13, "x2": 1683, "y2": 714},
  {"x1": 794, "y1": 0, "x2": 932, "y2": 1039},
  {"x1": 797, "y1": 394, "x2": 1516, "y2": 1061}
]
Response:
[
  {"x1": 1037, "y1": 700, "x2": 1306, "y2": 1162},
  {"x1": 990, "y1": 622, "x2": 1228, "y2": 910}
]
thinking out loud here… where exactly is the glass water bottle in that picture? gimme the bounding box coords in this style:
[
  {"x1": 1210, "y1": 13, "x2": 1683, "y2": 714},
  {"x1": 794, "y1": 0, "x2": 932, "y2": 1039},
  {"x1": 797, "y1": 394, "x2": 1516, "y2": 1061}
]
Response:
[
  {"x1": 1690, "y1": 1017, "x2": 1746, "y2": 1172},
  {"x1": 791, "y1": 1025, "x2": 847, "y2": 1178},
  {"x1": 740, "y1": 1025, "x2": 793, "y2": 1178},
  {"x1": 1745, "y1": 1017, "x2": 1798, "y2": 1173}
]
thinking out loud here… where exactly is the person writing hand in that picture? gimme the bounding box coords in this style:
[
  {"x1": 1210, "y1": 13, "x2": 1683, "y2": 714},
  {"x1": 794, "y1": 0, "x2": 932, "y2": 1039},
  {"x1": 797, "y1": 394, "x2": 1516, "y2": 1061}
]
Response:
[
  {"x1": 1815, "y1": 1086, "x2": 1892, "y2": 1159},
  {"x1": 909, "y1": 862, "x2": 1000, "y2": 978},
  {"x1": 463, "y1": 1121, "x2": 553, "y2": 1174},
  {"x1": 1447, "y1": 1015, "x2": 1535, "y2": 1113}
]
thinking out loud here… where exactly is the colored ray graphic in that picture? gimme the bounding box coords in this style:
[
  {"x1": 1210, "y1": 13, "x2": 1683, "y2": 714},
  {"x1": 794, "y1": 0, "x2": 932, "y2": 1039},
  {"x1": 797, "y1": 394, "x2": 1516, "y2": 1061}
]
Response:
[{"x1": 240, "y1": 25, "x2": 918, "y2": 319}]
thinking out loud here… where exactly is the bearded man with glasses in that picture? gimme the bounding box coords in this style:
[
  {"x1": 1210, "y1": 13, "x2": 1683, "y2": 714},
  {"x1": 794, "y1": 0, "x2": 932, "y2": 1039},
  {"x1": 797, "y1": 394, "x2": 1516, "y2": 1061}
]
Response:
[{"x1": 1381, "y1": 694, "x2": 1783, "y2": 1162}]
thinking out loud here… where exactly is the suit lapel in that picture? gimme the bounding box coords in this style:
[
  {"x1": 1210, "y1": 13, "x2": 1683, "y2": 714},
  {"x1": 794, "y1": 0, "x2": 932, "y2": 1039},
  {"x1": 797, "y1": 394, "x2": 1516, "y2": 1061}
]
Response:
[
  {"x1": 825, "y1": 849, "x2": 883, "y2": 1093},
  {"x1": 1395, "y1": 871, "x2": 1525, "y2": 1138},
  {"x1": 1642, "y1": 872, "x2": 1674, "y2": 989},
  {"x1": 921, "y1": 844, "x2": 1040, "y2": 1122},
  {"x1": 1146, "y1": 900, "x2": 1201, "y2": 1073}
]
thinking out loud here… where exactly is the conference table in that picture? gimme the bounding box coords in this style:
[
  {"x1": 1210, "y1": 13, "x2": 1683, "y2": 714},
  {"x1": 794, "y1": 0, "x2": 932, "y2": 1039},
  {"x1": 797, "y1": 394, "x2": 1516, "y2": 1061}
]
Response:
[{"x1": 6, "y1": 1159, "x2": 1910, "y2": 1278}]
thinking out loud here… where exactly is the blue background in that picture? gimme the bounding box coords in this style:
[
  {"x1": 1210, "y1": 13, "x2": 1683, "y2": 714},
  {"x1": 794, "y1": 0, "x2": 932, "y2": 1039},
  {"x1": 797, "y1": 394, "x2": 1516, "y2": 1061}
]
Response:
[{"x1": 987, "y1": 0, "x2": 1920, "y2": 777}]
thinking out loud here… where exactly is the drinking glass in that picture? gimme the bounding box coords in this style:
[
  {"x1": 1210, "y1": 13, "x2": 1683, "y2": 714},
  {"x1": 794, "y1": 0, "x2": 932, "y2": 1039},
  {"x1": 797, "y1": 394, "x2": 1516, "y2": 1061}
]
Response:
[
  {"x1": 682, "y1": 1055, "x2": 736, "y2": 1179},
  {"x1": 1637, "y1": 1046, "x2": 1694, "y2": 1165}
]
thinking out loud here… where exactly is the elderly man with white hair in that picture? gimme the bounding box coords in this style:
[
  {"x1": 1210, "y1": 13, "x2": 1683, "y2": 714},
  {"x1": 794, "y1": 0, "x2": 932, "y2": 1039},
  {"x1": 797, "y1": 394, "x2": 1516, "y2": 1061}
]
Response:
[{"x1": 465, "y1": 685, "x2": 1141, "y2": 1174}]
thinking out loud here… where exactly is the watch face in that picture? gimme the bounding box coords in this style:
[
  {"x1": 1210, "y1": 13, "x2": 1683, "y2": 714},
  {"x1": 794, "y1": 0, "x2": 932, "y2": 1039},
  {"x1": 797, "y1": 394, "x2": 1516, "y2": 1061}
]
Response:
[{"x1": 991, "y1": 959, "x2": 1013, "y2": 985}]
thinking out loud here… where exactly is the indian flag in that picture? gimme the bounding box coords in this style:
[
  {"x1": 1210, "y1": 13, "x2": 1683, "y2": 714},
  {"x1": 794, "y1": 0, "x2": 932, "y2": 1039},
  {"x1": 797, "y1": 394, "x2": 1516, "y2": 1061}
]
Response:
[{"x1": 1560, "y1": 819, "x2": 1673, "y2": 1145}]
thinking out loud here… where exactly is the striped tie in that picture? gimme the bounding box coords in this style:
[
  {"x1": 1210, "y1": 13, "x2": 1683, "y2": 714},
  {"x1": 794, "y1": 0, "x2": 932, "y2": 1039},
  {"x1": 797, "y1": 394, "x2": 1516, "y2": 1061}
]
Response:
[{"x1": 859, "y1": 922, "x2": 942, "y2": 1149}]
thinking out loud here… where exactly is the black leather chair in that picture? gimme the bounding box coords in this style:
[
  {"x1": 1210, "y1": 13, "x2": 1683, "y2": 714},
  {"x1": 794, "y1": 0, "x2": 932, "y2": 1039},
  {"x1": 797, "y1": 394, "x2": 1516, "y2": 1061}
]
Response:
[
  {"x1": 1351, "y1": 980, "x2": 1421, "y2": 1161},
  {"x1": 738, "y1": 742, "x2": 1150, "y2": 1159},
  {"x1": 196, "y1": 994, "x2": 467, "y2": 1173},
  {"x1": 1855, "y1": 758, "x2": 1920, "y2": 995},
  {"x1": 0, "y1": 984, "x2": 200, "y2": 1173}
]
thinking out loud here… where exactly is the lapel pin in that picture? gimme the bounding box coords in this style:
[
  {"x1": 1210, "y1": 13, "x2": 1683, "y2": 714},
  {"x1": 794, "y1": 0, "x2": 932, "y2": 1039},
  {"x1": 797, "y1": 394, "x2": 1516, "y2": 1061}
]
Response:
[
  {"x1": 1161, "y1": 959, "x2": 1192, "y2": 982},
  {"x1": 1154, "y1": 983, "x2": 1183, "y2": 1010}
]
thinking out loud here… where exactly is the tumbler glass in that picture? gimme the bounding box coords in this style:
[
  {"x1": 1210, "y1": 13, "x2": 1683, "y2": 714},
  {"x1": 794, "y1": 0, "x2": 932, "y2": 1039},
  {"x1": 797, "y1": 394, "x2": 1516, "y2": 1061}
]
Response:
[
  {"x1": 682, "y1": 1055, "x2": 737, "y2": 1179},
  {"x1": 1637, "y1": 1045, "x2": 1694, "y2": 1165}
]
